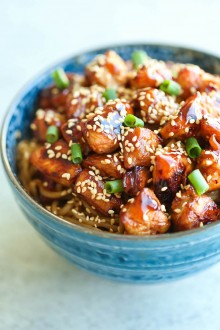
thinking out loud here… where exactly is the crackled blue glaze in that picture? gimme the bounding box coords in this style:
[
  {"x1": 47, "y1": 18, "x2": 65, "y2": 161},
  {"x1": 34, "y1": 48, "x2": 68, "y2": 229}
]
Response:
[{"x1": 2, "y1": 44, "x2": 220, "y2": 283}]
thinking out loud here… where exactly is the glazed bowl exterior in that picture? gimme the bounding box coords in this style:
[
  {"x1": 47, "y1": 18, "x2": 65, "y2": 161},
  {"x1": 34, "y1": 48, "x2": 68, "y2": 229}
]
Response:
[{"x1": 2, "y1": 44, "x2": 220, "y2": 283}]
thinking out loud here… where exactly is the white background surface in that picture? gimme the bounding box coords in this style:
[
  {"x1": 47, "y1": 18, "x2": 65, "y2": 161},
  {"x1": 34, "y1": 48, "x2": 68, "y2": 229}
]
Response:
[{"x1": 1, "y1": 0, "x2": 220, "y2": 329}]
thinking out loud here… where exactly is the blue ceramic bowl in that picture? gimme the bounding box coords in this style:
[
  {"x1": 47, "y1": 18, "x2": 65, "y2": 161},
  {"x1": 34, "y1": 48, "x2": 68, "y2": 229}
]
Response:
[{"x1": 2, "y1": 44, "x2": 220, "y2": 283}]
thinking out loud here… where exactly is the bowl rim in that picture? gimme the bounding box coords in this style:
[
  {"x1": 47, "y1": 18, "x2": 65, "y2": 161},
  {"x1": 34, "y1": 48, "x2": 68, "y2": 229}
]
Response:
[{"x1": 2, "y1": 42, "x2": 220, "y2": 242}]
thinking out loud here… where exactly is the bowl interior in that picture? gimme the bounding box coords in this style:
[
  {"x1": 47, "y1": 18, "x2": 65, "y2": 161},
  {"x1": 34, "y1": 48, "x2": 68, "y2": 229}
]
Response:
[{"x1": 2, "y1": 43, "x2": 220, "y2": 241}]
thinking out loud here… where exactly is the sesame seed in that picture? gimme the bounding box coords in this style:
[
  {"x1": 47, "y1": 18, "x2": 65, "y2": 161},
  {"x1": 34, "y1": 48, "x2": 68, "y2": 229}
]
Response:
[
  {"x1": 138, "y1": 94, "x2": 145, "y2": 101},
  {"x1": 61, "y1": 173, "x2": 71, "y2": 180},
  {"x1": 176, "y1": 191, "x2": 182, "y2": 198},
  {"x1": 56, "y1": 152, "x2": 61, "y2": 158},
  {"x1": 71, "y1": 99, "x2": 78, "y2": 105},
  {"x1": 174, "y1": 208, "x2": 181, "y2": 213},
  {"x1": 36, "y1": 109, "x2": 45, "y2": 119},
  {"x1": 48, "y1": 153, "x2": 55, "y2": 159},
  {"x1": 30, "y1": 123, "x2": 37, "y2": 130},
  {"x1": 45, "y1": 143, "x2": 51, "y2": 149},
  {"x1": 55, "y1": 145, "x2": 62, "y2": 151},
  {"x1": 127, "y1": 157, "x2": 132, "y2": 165},
  {"x1": 207, "y1": 175, "x2": 212, "y2": 182},
  {"x1": 161, "y1": 187, "x2": 168, "y2": 191}
]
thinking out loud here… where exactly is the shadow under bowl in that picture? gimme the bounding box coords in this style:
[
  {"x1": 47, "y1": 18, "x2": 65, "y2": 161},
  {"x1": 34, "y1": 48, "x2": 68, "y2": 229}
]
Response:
[{"x1": 2, "y1": 43, "x2": 220, "y2": 283}]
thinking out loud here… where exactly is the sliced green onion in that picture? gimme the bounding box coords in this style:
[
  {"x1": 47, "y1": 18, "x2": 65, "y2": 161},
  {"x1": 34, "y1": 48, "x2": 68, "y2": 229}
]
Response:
[
  {"x1": 71, "y1": 143, "x2": 82, "y2": 164},
  {"x1": 103, "y1": 88, "x2": 118, "y2": 101},
  {"x1": 185, "y1": 137, "x2": 202, "y2": 158},
  {"x1": 46, "y1": 125, "x2": 59, "y2": 143},
  {"x1": 124, "y1": 114, "x2": 144, "y2": 128},
  {"x1": 188, "y1": 169, "x2": 209, "y2": 195},
  {"x1": 104, "y1": 180, "x2": 123, "y2": 194},
  {"x1": 52, "y1": 68, "x2": 70, "y2": 89},
  {"x1": 131, "y1": 50, "x2": 148, "y2": 69},
  {"x1": 159, "y1": 79, "x2": 181, "y2": 96}
]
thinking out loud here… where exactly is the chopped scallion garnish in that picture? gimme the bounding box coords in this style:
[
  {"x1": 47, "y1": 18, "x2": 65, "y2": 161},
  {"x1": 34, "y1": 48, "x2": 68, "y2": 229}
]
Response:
[
  {"x1": 71, "y1": 143, "x2": 82, "y2": 164},
  {"x1": 185, "y1": 137, "x2": 202, "y2": 158},
  {"x1": 103, "y1": 88, "x2": 118, "y2": 101},
  {"x1": 188, "y1": 169, "x2": 209, "y2": 195},
  {"x1": 52, "y1": 68, "x2": 70, "y2": 89},
  {"x1": 186, "y1": 137, "x2": 202, "y2": 158},
  {"x1": 124, "y1": 114, "x2": 144, "y2": 128},
  {"x1": 46, "y1": 125, "x2": 59, "y2": 143},
  {"x1": 131, "y1": 50, "x2": 148, "y2": 69},
  {"x1": 104, "y1": 180, "x2": 123, "y2": 194},
  {"x1": 159, "y1": 79, "x2": 181, "y2": 96}
]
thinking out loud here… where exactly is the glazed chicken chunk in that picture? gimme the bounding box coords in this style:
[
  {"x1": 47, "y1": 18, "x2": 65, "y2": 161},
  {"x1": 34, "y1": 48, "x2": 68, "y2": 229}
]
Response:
[
  {"x1": 131, "y1": 87, "x2": 179, "y2": 125},
  {"x1": 123, "y1": 166, "x2": 150, "y2": 196},
  {"x1": 152, "y1": 143, "x2": 193, "y2": 208},
  {"x1": 31, "y1": 109, "x2": 66, "y2": 143},
  {"x1": 38, "y1": 73, "x2": 85, "y2": 111},
  {"x1": 197, "y1": 148, "x2": 220, "y2": 191},
  {"x1": 120, "y1": 188, "x2": 170, "y2": 235},
  {"x1": 30, "y1": 140, "x2": 81, "y2": 187},
  {"x1": 160, "y1": 94, "x2": 202, "y2": 140},
  {"x1": 129, "y1": 59, "x2": 172, "y2": 89},
  {"x1": 61, "y1": 119, "x2": 91, "y2": 155},
  {"x1": 171, "y1": 186, "x2": 220, "y2": 231},
  {"x1": 160, "y1": 91, "x2": 220, "y2": 140},
  {"x1": 175, "y1": 64, "x2": 220, "y2": 99},
  {"x1": 86, "y1": 50, "x2": 128, "y2": 88},
  {"x1": 121, "y1": 127, "x2": 161, "y2": 169},
  {"x1": 65, "y1": 85, "x2": 104, "y2": 119},
  {"x1": 83, "y1": 100, "x2": 133, "y2": 154},
  {"x1": 201, "y1": 116, "x2": 220, "y2": 141},
  {"x1": 74, "y1": 169, "x2": 122, "y2": 216},
  {"x1": 83, "y1": 152, "x2": 125, "y2": 179}
]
